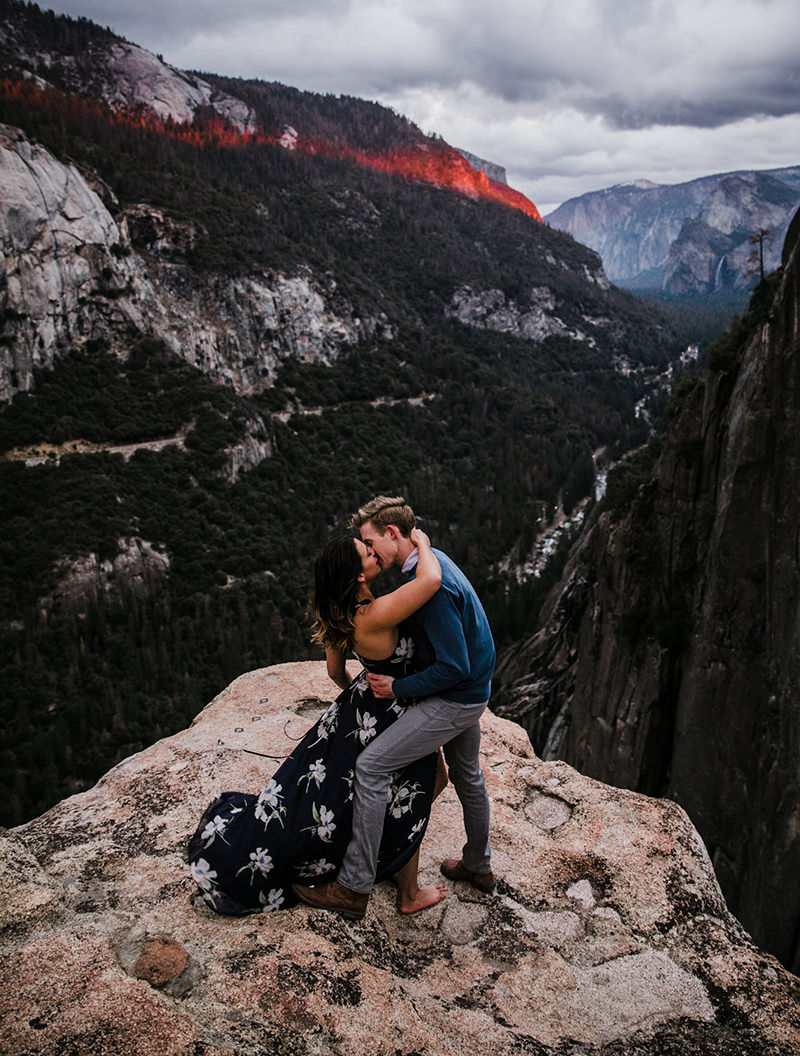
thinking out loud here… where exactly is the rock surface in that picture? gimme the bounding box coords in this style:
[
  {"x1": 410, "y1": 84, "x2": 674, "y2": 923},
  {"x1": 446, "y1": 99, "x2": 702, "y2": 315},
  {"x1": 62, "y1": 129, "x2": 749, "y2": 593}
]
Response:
[
  {"x1": 445, "y1": 283, "x2": 605, "y2": 345},
  {"x1": 0, "y1": 123, "x2": 382, "y2": 404},
  {"x1": 2, "y1": 661, "x2": 798, "y2": 1055},
  {"x1": 0, "y1": 10, "x2": 258, "y2": 134},
  {"x1": 455, "y1": 148, "x2": 508, "y2": 185},
  {"x1": 663, "y1": 173, "x2": 800, "y2": 295},
  {"x1": 96, "y1": 41, "x2": 258, "y2": 132},
  {"x1": 40, "y1": 536, "x2": 171, "y2": 616}
]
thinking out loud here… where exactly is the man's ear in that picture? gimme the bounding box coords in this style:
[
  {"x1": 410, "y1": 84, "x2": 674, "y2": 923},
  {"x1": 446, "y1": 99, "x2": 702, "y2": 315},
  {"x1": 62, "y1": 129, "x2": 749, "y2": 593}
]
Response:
[{"x1": 386, "y1": 525, "x2": 397, "y2": 540}]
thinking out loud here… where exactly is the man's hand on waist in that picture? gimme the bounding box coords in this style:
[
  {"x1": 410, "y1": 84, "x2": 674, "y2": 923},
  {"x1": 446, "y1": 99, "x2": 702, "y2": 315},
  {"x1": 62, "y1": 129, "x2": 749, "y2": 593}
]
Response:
[{"x1": 367, "y1": 673, "x2": 396, "y2": 699}]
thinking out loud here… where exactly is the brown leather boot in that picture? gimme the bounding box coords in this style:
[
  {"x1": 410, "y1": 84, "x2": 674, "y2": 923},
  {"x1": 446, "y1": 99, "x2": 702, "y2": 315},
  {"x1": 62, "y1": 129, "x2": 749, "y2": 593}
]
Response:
[
  {"x1": 440, "y1": 858, "x2": 496, "y2": 892},
  {"x1": 292, "y1": 880, "x2": 369, "y2": 920}
]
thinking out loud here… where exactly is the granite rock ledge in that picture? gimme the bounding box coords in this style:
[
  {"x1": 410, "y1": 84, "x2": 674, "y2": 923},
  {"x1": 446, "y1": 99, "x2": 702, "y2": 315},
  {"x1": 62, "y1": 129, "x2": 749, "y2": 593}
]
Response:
[{"x1": 1, "y1": 661, "x2": 798, "y2": 1055}]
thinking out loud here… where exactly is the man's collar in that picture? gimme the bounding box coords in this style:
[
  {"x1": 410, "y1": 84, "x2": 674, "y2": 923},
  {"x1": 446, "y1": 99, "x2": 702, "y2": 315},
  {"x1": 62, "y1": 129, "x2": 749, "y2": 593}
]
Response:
[{"x1": 401, "y1": 549, "x2": 419, "y2": 574}]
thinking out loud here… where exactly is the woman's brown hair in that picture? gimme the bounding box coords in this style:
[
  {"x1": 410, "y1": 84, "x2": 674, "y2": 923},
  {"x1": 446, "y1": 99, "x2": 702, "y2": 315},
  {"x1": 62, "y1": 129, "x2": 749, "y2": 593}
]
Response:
[{"x1": 311, "y1": 536, "x2": 363, "y2": 653}]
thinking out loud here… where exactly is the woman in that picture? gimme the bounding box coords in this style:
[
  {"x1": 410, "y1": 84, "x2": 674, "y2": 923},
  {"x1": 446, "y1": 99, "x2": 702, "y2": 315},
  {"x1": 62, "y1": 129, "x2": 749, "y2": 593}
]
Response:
[{"x1": 188, "y1": 527, "x2": 447, "y2": 916}]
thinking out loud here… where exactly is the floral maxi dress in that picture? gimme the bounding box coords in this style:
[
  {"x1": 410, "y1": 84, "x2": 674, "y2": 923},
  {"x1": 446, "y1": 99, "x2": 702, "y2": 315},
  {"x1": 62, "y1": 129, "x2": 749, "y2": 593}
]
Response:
[{"x1": 188, "y1": 628, "x2": 438, "y2": 914}]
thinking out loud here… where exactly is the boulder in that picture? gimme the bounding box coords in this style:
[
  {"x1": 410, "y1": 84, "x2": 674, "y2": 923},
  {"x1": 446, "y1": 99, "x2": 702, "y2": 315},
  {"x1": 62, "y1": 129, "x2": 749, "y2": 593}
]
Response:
[{"x1": 2, "y1": 662, "x2": 797, "y2": 1055}]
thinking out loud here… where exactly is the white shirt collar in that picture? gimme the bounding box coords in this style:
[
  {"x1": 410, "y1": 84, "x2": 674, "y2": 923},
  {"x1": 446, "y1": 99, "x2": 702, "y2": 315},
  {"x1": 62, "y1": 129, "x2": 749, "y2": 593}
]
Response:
[{"x1": 401, "y1": 549, "x2": 419, "y2": 574}]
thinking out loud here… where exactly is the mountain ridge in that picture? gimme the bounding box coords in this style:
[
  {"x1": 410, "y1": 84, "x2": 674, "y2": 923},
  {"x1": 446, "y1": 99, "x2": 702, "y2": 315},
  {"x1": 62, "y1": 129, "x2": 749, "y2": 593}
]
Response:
[
  {"x1": 547, "y1": 165, "x2": 800, "y2": 296},
  {"x1": 0, "y1": 0, "x2": 539, "y2": 221}
]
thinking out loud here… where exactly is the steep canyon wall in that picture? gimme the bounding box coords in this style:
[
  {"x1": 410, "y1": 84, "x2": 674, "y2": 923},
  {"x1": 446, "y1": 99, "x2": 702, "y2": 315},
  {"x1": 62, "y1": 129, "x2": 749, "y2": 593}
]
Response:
[{"x1": 495, "y1": 210, "x2": 800, "y2": 971}]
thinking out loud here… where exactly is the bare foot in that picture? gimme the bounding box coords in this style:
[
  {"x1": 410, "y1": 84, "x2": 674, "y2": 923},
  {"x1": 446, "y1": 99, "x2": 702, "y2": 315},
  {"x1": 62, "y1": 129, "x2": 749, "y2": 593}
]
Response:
[{"x1": 397, "y1": 883, "x2": 447, "y2": 915}]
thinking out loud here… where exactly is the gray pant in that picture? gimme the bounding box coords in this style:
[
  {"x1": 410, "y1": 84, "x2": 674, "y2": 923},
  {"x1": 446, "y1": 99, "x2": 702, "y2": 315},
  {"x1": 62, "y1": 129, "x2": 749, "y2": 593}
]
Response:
[{"x1": 337, "y1": 696, "x2": 491, "y2": 893}]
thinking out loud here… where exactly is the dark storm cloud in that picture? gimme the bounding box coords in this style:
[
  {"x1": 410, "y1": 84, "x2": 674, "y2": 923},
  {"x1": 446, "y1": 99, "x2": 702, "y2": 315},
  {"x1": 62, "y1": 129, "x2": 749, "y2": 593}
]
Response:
[
  {"x1": 413, "y1": 0, "x2": 800, "y2": 130},
  {"x1": 47, "y1": 0, "x2": 351, "y2": 42},
  {"x1": 45, "y1": 0, "x2": 799, "y2": 129}
]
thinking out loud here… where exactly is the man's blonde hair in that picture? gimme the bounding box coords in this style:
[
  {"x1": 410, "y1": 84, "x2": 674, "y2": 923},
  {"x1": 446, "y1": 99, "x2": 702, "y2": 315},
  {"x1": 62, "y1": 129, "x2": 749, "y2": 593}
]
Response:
[{"x1": 349, "y1": 495, "x2": 416, "y2": 537}]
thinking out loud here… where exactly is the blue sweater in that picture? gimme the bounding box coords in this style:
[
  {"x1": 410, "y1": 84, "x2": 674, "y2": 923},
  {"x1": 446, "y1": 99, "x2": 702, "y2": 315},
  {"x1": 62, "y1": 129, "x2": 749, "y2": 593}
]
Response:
[{"x1": 392, "y1": 548, "x2": 495, "y2": 704}]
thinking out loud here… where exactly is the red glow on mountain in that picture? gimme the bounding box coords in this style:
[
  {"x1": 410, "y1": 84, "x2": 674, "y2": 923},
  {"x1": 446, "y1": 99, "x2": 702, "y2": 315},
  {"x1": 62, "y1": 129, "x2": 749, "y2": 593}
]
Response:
[
  {"x1": 306, "y1": 137, "x2": 541, "y2": 220},
  {"x1": 0, "y1": 78, "x2": 541, "y2": 221}
]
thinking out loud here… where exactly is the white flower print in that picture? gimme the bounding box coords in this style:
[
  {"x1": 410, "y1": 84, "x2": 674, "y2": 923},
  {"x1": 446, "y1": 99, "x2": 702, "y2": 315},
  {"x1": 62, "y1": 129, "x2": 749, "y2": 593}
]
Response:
[
  {"x1": 389, "y1": 785, "x2": 411, "y2": 818},
  {"x1": 236, "y1": 846, "x2": 274, "y2": 883},
  {"x1": 408, "y1": 819, "x2": 425, "y2": 840},
  {"x1": 360, "y1": 713, "x2": 377, "y2": 743},
  {"x1": 349, "y1": 708, "x2": 377, "y2": 745},
  {"x1": 316, "y1": 806, "x2": 336, "y2": 840},
  {"x1": 341, "y1": 768, "x2": 355, "y2": 802},
  {"x1": 250, "y1": 848, "x2": 274, "y2": 874},
  {"x1": 191, "y1": 857, "x2": 218, "y2": 892},
  {"x1": 393, "y1": 637, "x2": 415, "y2": 661},
  {"x1": 200, "y1": 813, "x2": 229, "y2": 847},
  {"x1": 302, "y1": 803, "x2": 337, "y2": 843},
  {"x1": 297, "y1": 857, "x2": 336, "y2": 878},
  {"x1": 298, "y1": 758, "x2": 327, "y2": 791},
  {"x1": 261, "y1": 778, "x2": 282, "y2": 808},
  {"x1": 255, "y1": 779, "x2": 286, "y2": 829},
  {"x1": 309, "y1": 701, "x2": 341, "y2": 745},
  {"x1": 351, "y1": 672, "x2": 369, "y2": 696},
  {"x1": 260, "y1": 888, "x2": 285, "y2": 912},
  {"x1": 387, "y1": 776, "x2": 423, "y2": 820}
]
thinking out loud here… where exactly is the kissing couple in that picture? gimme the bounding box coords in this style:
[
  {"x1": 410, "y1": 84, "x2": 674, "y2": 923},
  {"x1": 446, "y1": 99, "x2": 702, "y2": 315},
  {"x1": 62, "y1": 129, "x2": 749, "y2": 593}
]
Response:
[{"x1": 188, "y1": 495, "x2": 496, "y2": 919}]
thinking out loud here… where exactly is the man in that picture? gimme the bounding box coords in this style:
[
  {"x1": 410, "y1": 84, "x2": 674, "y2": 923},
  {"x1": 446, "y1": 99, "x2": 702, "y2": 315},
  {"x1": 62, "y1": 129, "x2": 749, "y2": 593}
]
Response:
[{"x1": 293, "y1": 495, "x2": 496, "y2": 920}]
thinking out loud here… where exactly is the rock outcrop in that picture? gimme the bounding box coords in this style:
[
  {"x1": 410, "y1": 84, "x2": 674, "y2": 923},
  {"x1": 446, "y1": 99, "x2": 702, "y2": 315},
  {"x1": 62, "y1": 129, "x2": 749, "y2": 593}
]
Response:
[
  {"x1": 40, "y1": 536, "x2": 171, "y2": 616},
  {"x1": 0, "y1": 11, "x2": 258, "y2": 133},
  {"x1": 2, "y1": 661, "x2": 798, "y2": 1055},
  {"x1": 494, "y1": 210, "x2": 800, "y2": 972},
  {"x1": 446, "y1": 285, "x2": 597, "y2": 345},
  {"x1": 82, "y1": 41, "x2": 258, "y2": 133},
  {"x1": 663, "y1": 173, "x2": 800, "y2": 295},
  {"x1": 0, "y1": 123, "x2": 381, "y2": 403},
  {"x1": 0, "y1": 122, "x2": 139, "y2": 402},
  {"x1": 455, "y1": 148, "x2": 508, "y2": 186}
]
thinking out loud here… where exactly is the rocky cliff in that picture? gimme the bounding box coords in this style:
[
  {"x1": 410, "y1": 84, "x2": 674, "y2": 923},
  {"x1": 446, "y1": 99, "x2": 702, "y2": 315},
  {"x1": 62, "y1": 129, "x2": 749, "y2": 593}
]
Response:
[
  {"x1": 455, "y1": 148, "x2": 508, "y2": 185},
  {"x1": 0, "y1": 122, "x2": 378, "y2": 404},
  {"x1": 547, "y1": 167, "x2": 800, "y2": 295},
  {"x1": 494, "y1": 210, "x2": 800, "y2": 972},
  {"x1": 3, "y1": 661, "x2": 798, "y2": 1056},
  {"x1": 0, "y1": 5, "x2": 258, "y2": 132}
]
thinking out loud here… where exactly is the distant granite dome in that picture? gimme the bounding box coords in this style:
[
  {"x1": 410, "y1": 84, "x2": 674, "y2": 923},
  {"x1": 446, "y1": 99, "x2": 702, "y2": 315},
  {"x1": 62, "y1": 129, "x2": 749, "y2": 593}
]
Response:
[
  {"x1": 547, "y1": 166, "x2": 800, "y2": 295},
  {"x1": 612, "y1": 179, "x2": 662, "y2": 191}
]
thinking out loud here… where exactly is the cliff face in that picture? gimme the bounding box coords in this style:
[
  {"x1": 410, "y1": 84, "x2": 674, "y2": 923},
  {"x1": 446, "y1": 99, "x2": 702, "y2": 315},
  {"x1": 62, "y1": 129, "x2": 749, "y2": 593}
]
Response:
[
  {"x1": 494, "y1": 210, "x2": 800, "y2": 972},
  {"x1": 0, "y1": 123, "x2": 377, "y2": 403},
  {"x1": 663, "y1": 173, "x2": 800, "y2": 295},
  {"x1": 547, "y1": 168, "x2": 800, "y2": 294},
  {"x1": 3, "y1": 661, "x2": 799, "y2": 1056}
]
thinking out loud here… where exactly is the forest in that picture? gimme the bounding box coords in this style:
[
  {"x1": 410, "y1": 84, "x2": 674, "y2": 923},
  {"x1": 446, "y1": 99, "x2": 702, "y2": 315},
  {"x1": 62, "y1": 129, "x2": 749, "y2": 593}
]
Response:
[{"x1": 0, "y1": 317, "x2": 659, "y2": 825}]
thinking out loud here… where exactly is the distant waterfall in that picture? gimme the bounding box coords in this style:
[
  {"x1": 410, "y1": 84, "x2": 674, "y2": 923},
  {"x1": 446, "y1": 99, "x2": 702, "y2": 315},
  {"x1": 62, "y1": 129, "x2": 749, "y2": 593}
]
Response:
[{"x1": 713, "y1": 254, "x2": 727, "y2": 291}]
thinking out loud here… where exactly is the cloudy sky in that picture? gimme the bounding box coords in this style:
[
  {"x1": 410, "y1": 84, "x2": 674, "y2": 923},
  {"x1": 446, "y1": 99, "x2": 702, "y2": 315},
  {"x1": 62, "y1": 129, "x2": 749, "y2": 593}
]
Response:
[{"x1": 45, "y1": 0, "x2": 799, "y2": 214}]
